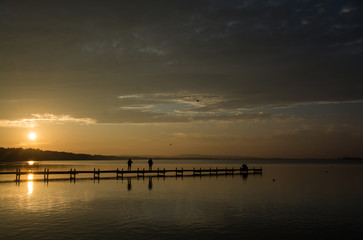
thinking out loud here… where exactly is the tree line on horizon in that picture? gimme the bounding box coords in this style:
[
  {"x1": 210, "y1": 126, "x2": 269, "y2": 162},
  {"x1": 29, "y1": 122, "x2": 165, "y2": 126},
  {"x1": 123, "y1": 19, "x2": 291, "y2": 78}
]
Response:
[{"x1": 0, "y1": 147, "x2": 124, "y2": 162}]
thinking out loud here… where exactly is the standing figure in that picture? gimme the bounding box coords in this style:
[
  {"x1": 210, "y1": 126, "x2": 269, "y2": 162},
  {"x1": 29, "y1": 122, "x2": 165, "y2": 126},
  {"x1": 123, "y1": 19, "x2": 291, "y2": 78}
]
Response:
[
  {"x1": 148, "y1": 158, "x2": 153, "y2": 171},
  {"x1": 241, "y1": 164, "x2": 248, "y2": 171},
  {"x1": 127, "y1": 158, "x2": 133, "y2": 171}
]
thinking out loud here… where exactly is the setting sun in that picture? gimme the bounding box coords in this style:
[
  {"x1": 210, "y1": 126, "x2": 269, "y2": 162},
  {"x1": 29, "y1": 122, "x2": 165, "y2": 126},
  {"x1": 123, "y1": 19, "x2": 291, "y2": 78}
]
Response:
[{"x1": 28, "y1": 132, "x2": 37, "y2": 140}]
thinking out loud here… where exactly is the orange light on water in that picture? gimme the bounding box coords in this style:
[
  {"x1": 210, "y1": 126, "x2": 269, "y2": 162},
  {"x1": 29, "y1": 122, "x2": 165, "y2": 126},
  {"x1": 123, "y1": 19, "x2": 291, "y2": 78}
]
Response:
[
  {"x1": 27, "y1": 174, "x2": 34, "y2": 195},
  {"x1": 27, "y1": 182, "x2": 33, "y2": 195}
]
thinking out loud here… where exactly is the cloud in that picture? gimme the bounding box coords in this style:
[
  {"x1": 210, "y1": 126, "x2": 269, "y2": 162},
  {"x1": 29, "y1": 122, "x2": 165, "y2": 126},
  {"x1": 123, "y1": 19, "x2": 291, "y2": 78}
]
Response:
[
  {"x1": 118, "y1": 95, "x2": 143, "y2": 99},
  {"x1": 120, "y1": 105, "x2": 154, "y2": 111},
  {"x1": 345, "y1": 39, "x2": 363, "y2": 47},
  {"x1": 0, "y1": 119, "x2": 37, "y2": 128},
  {"x1": 138, "y1": 47, "x2": 167, "y2": 56},
  {"x1": 118, "y1": 92, "x2": 225, "y2": 106},
  {"x1": 117, "y1": 92, "x2": 226, "y2": 116},
  {"x1": 341, "y1": 6, "x2": 357, "y2": 13},
  {"x1": 2, "y1": 95, "x2": 361, "y2": 128},
  {"x1": 113, "y1": 91, "x2": 300, "y2": 124},
  {"x1": 0, "y1": 113, "x2": 96, "y2": 128}
]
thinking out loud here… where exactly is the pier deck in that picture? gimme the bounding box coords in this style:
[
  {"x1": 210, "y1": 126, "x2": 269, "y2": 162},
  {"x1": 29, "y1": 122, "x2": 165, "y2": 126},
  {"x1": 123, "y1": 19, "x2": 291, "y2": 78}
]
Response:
[{"x1": 0, "y1": 167, "x2": 262, "y2": 181}]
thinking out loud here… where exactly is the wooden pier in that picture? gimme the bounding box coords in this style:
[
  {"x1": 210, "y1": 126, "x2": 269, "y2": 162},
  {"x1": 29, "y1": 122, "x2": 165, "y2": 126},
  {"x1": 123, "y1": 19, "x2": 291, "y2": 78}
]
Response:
[{"x1": 0, "y1": 167, "x2": 262, "y2": 182}]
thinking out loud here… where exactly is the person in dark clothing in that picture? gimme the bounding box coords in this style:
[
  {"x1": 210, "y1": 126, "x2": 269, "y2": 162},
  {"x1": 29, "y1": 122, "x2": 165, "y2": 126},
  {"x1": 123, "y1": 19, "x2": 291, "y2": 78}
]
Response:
[
  {"x1": 241, "y1": 164, "x2": 248, "y2": 171},
  {"x1": 148, "y1": 158, "x2": 153, "y2": 171},
  {"x1": 127, "y1": 158, "x2": 133, "y2": 171}
]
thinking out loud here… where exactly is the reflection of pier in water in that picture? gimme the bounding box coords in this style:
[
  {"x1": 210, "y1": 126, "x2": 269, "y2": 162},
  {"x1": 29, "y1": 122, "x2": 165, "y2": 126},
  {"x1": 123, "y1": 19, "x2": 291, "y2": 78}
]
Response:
[
  {"x1": 3, "y1": 173, "x2": 260, "y2": 193},
  {"x1": 0, "y1": 166, "x2": 262, "y2": 183}
]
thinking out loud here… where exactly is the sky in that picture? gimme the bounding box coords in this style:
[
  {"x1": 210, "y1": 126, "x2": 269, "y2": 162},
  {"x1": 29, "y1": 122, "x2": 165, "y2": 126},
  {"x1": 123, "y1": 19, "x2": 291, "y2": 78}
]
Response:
[{"x1": 0, "y1": 0, "x2": 363, "y2": 158}]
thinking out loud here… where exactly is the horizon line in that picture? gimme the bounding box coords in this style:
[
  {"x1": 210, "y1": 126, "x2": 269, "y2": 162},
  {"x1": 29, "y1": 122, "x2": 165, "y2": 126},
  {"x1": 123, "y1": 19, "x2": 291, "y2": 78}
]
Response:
[{"x1": 1, "y1": 147, "x2": 362, "y2": 161}]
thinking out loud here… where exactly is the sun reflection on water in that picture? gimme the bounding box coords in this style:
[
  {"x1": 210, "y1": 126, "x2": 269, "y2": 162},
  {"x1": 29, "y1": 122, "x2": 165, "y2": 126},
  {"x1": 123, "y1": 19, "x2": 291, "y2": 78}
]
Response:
[
  {"x1": 27, "y1": 174, "x2": 33, "y2": 195},
  {"x1": 28, "y1": 161, "x2": 34, "y2": 165}
]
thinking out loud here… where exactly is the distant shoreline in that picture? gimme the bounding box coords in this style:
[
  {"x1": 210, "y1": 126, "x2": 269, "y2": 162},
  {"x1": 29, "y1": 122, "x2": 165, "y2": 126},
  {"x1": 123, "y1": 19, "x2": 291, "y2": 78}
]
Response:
[
  {"x1": 0, "y1": 147, "x2": 362, "y2": 162},
  {"x1": 0, "y1": 147, "x2": 123, "y2": 162}
]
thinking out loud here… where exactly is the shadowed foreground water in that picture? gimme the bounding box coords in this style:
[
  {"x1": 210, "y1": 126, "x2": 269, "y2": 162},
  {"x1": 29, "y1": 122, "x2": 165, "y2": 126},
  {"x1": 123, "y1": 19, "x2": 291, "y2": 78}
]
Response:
[{"x1": 0, "y1": 160, "x2": 362, "y2": 240}]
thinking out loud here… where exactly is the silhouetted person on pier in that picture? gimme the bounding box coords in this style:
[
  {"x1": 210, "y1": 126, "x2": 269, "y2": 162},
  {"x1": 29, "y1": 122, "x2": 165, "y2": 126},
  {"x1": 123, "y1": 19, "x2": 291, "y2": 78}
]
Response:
[
  {"x1": 241, "y1": 164, "x2": 248, "y2": 171},
  {"x1": 127, "y1": 158, "x2": 133, "y2": 171},
  {"x1": 148, "y1": 158, "x2": 153, "y2": 171}
]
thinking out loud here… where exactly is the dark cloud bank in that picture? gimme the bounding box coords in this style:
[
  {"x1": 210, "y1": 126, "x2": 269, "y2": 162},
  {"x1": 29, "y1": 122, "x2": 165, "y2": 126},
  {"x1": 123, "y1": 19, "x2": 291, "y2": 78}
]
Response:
[{"x1": 0, "y1": 0, "x2": 362, "y2": 123}]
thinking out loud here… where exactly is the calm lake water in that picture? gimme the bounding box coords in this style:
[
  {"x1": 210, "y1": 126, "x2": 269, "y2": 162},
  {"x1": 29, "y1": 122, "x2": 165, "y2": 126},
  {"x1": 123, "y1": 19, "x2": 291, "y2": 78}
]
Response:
[{"x1": 0, "y1": 159, "x2": 362, "y2": 240}]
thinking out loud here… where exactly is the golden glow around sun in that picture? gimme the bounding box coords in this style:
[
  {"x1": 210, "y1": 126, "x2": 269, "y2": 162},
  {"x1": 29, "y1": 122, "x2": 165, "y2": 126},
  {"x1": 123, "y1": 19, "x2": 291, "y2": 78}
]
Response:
[{"x1": 28, "y1": 132, "x2": 37, "y2": 140}]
